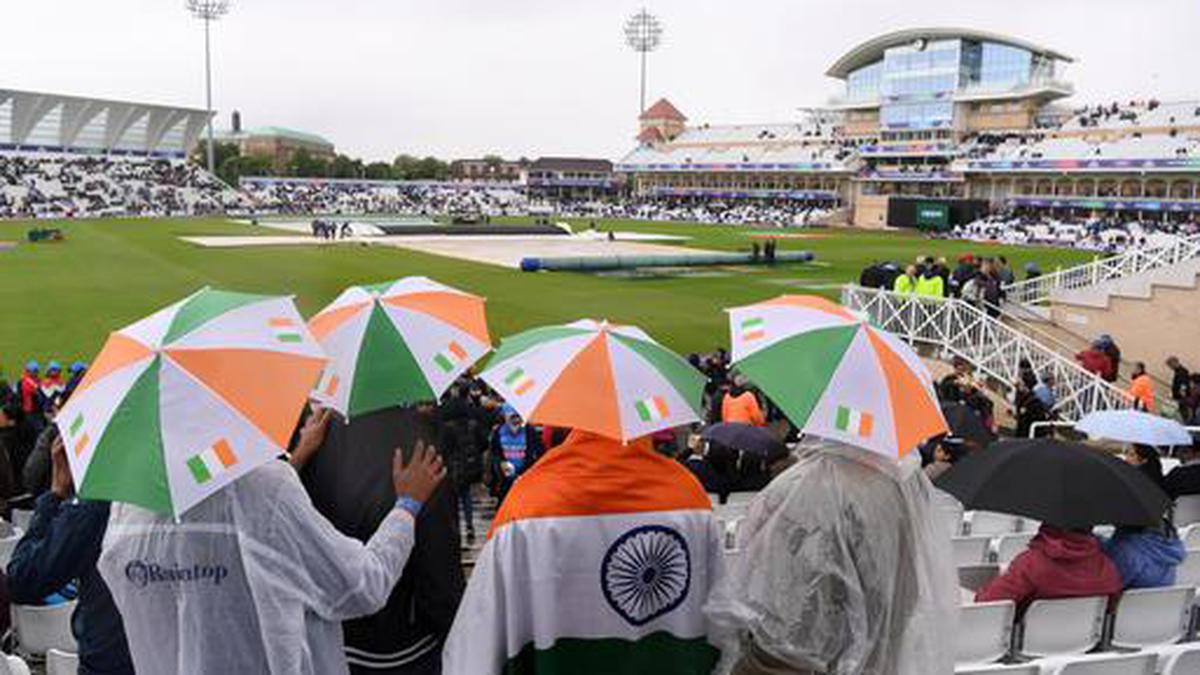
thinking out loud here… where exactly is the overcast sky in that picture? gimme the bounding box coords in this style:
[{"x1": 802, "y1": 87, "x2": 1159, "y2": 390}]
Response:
[{"x1": 4, "y1": 0, "x2": 1197, "y2": 162}]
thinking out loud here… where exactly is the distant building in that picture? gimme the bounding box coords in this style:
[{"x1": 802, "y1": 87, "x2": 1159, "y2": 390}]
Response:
[
  {"x1": 216, "y1": 112, "x2": 335, "y2": 168},
  {"x1": 449, "y1": 158, "x2": 526, "y2": 182},
  {"x1": 523, "y1": 157, "x2": 618, "y2": 199}
]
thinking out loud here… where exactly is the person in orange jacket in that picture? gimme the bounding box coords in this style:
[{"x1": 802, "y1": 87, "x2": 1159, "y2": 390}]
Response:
[
  {"x1": 1128, "y1": 361, "x2": 1156, "y2": 412},
  {"x1": 721, "y1": 376, "x2": 766, "y2": 427}
]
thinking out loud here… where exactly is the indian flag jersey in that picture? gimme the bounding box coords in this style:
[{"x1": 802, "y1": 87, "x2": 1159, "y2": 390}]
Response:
[{"x1": 443, "y1": 431, "x2": 722, "y2": 675}]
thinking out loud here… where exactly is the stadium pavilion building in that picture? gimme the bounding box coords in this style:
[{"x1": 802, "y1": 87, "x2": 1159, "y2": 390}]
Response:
[{"x1": 618, "y1": 28, "x2": 1200, "y2": 228}]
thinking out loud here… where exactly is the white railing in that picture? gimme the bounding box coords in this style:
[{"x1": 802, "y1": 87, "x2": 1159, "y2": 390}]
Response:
[
  {"x1": 1005, "y1": 234, "x2": 1200, "y2": 305},
  {"x1": 841, "y1": 286, "x2": 1131, "y2": 421}
]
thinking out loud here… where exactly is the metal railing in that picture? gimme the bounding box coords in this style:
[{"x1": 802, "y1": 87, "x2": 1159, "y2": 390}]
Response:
[
  {"x1": 841, "y1": 286, "x2": 1131, "y2": 421},
  {"x1": 1004, "y1": 234, "x2": 1200, "y2": 305}
]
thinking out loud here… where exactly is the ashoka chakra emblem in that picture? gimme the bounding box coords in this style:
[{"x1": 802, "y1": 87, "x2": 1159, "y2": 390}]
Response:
[{"x1": 600, "y1": 525, "x2": 691, "y2": 626}]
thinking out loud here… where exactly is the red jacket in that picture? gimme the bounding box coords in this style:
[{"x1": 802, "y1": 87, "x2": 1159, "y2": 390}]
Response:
[
  {"x1": 976, "y1": 525, "x2": 1122, "y2": 610},
  {"x1": 1075, "y1": 348, "x2": 1114, "y2": 381},
  {"x1": 19, "y1": 373, "x2": 40, "y2": 414}
]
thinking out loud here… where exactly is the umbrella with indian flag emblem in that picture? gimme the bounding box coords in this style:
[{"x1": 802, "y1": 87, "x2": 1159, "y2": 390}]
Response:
[
  {"x1": 480, "y1": 319, "x2": 705, "y2": 442},
  {"x1": 307, "y1": 277, "x2": 491, "y2": 418},
  {"x1": 728, "y1": 294, "x2": 947, "y2": 460},
  {"x1": 55, "y1": 288, "x2": 327, "y2": 518}
]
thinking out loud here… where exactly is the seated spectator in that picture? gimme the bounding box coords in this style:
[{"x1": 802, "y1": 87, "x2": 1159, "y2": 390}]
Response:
[
  {"x1": 923, "y1": 437, "x2": 967, "y2": 481},
  {"x1": 1103, "y1": 525, "x2": 1186, "y2": 589},
  {"x1": 7, "y1": 434, "x2": 134, "y2": 674},
  {"x1": 1128, "y1": 362, "x2": 1156, "y2": 412},
  {"x1": 1033, "y1": 373, "x2": 1057, "y2": 411},
  {"x1": 721, "y1": 377, "x2": 766, "y2": 427},
  {"x1": 975, "y1": 524, "x2": 1122, "y2": 611}
]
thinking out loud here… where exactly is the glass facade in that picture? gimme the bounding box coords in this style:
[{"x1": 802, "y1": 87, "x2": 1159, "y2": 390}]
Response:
[{"x1": 844, "y1": 37, "x2": 1042, "y2": 130}]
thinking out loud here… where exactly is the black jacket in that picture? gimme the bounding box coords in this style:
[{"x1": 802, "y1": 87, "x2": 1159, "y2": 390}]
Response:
[
  {"x1": 301, "y1": 407, "x2": 464, "y2": 673},
  {"x1": 1171, "y1": 365, "x2": 1191, "y2": 401}
]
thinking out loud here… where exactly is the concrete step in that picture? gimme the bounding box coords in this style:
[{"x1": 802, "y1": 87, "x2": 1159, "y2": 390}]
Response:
[{"x1": 1051, "y1": 257, "x2": 1200, "y2": 309}]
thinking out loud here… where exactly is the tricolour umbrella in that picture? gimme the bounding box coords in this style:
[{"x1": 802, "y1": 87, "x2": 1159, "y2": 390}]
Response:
[
  {"x1": 1075, "y1": 409, "x2": 1193, "y2": 448},
  {"x1": 480, "y1": 319, "x2": 704, "y2": 442},
  {"x1": 307, "y1": 277, "x2": 490, "y2": 417},
  {"x1": 728, "y1": 294, "x2": 946, "y2": 459},
  {"x1": 936, "y1": 438, "x2": 1170, "y2": 529},
  {"x1": 56, "y1": 288, "x2": 327, "y2": 518}
]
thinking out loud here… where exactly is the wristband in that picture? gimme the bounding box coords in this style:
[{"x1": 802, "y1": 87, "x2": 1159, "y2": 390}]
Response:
[{"x1": 395, "y1": 496, "x2": 423, "y2": 518}]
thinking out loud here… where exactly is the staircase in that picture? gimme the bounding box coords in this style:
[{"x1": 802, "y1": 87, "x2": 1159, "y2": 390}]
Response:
[
  {"x1": 841, "y1": 286, "x2": 1130, "y2": 421},
  {"x1": 1005, "y1": 234, "x2": 1200, "y2": 307}
]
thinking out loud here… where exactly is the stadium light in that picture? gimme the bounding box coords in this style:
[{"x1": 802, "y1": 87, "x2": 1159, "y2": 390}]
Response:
[
  {"x1": 185, "y1": 0, "x2": 232, "y2": 175},
  {"x1": 624, "y1": 8, "x2": 663, "y2": 115}
]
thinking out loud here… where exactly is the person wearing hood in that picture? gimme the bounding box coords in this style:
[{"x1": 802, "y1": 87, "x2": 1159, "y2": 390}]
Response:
[
  {"x1": 489, "y1": 404, "x2": 543, "y2": 503},
  {"x1": 1076, "y1": 340, "x2": 1115, "y2": 381},
  {"x1": 64, "y1": 361, "x2": 88, "y2": 399},
  {"x1": 18, "y1": 360, "x2": 41, "y2": 419},
  {"x1": 975, "y1": 524, "x2": 1122, "y2": 611},
  {"x1": 39, "y1": 361, "x2": 65, "y2": 402},
  {"x1": 1100, "y1": 445, "x2": 1186, "y2": 589},
  {"x1": 705, "y1": 438, "x2": 957, "y2": 675},
  {"x1": 914, "y1": 267, "x2": 945, "y2": 298}
]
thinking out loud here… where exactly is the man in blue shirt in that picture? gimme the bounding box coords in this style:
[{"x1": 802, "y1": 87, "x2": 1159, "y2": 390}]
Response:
[{"x1": 7, "y1": 434, "x2": 133, "y2": 675}]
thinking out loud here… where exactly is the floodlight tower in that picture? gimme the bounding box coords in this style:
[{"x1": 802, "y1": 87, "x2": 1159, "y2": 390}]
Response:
[
  {"x1": 186, "y1": 0, "x2": 231, "y2": 174},
  {"x1": 624, "y1": 9, "x2": 663, "y2": 115}
]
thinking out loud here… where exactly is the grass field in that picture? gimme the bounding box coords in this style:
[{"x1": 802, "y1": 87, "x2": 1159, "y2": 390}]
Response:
[{"x1": 0, "y1": 216, "x2": 1095, "y2": 376}]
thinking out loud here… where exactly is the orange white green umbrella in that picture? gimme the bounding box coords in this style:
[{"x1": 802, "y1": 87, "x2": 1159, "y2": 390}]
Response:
[
  {"x1": 729, "y1": 295, "x2": 947, "y2": 460},
  {"x1": 307, "y1": 277, "x2": 491, "y2": 418},
  {"x1": 480, "y1": 319, "x2": 705, "y2": 442},
  {"x1": 55, "y1": 288, "x2": 327, "y2": 518}
]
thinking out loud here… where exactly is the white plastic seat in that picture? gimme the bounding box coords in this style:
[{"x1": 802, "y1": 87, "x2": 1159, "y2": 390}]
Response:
[
  {"x1": 1175, "y1": 549, "x2": 1200, "y2": 588},
  {"x1": 1162, "y1": 644, "x2": 1200, "y2": 674},
  {"x1": 1175, "y1": 495, "x2": 1200, "y2": 528},
  {"x1": 45, "y1": 649, "x2": 79, "y2": 675},
  {"x1": 958, "y1": 564, "x2": 1001, "y2": 594},
  {"x1": 1110, "y1": 586, "x2": 1194, "y2": 649},
  {"x1": 955, "y1": 664, "x2": 1039, "y2": 675},
  {"x1": 1180, "y1": 524, "x2": 1200, "y2": 550},
  {"x1": 995, "y1": 533, "x2": 1035, "y2": 565},
  {"x1": 0, "y1": 530, "x2": 24, "y2": 568},
  {"x1": 953, "y1": 536, "x2": 993, "y2": 567},
  {"x1": 955, "y1": 601, "x2": 1015, "y2": 666},
  {"x1": 1016, "y1": 517, "x2": 1041, "y2": 534},
  {"x1": 11, "y1": 602, "x2": 78, "y2": 657},
  {"x1": 10, "y1": 509, "x2": 32, "y2": 531},
  {"x1": 1018, "y1": 596, "x2": 1107, "y2": 658},
  {"x1": 967, "y1": 511, "x2": 1022, "y2": 536},
  {"x1": 0, "y1": 654, "x2": 31, "y2": 675},
  {"x1": 934, "y1": 489, "x2": 966, "y2": 537},
  {"x1": 1050, "y1": 652, "x2": 1156, "y2": 675}
]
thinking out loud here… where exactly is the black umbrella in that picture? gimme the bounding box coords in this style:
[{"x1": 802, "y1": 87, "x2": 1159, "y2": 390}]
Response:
[
  {"x1": 701, "y1": 422, "x2": 787, "y2": 462},
  {"x1": 940, "y1": 402, "x2": 995, "y2": 448},
  {"x1": 935, "y1": 438, "x2": 1170, "y2": 529}
]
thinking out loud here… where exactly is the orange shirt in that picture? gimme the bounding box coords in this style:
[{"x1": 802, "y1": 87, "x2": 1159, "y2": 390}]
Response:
[
  {"x1": 1128, "y1": 374, "x2": 1156, "y2": 412},
  {"x1": 721, "y1": 391, "x2": 766, "y2": 427}
]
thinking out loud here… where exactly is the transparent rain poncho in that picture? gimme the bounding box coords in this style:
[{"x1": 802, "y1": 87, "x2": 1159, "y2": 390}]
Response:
[
  {"x1": 705, "y1": 438, "x2": 957, "y2": 675},
  {"x1": 96, "y1": 460, "x2": 416, "y2": 675}
]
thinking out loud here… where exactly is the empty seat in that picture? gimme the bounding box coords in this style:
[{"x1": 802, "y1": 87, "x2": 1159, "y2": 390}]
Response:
[
  {"x1": 968, "y1": 511, "x2": 1022, "y2": 536},
  {"x1": 1181, "y1": 524, "x2": 1200, "y2": 549},
  {"x1": 1110, "y1": 585, "x2": 1194, "y2": 649},
  {"x1": 11, "y1": 602, "x2": 78, "y2": 657},
  {"x1": 995, "y1": 533, "x2": 1035, "y2": 565},
  {"x1": 935, "y1": 489, "x2": 966, "y2": 538},
  {"x1": 1016, "y1": 517, "x2": 1041, "y2": 534},
  {"x1": 1163, "y1": 644, "x2": 1200, "y2": 675},
  {"x1": 1049, "y1": 652, "x2": 1156, "y2": 675},
  {"x1": 1174, "y1": 495, "x2": 1200, "y2": 528},
  {"x1": 10, "y1": 509, "x2": 32, "y2": 531},
  {"x1": 954, "y1": 664, "x2": 1039, "y2": 675},
  {"x1": 1018, "y1": 596, "x2": 1107, "y2": 658},
  {"x1": 45, "y1": 649, "x2": 78, "y2": 675},
  {"x1": 1175, "y1": 549, "x2": 1200, "y2": 588},
  {"x1": 958, "y1": 564, "x2": 1001, "y2": 594},
  {"x1": 955, "y1": 601, "x2": 1015, "y2": 667},
  {"x1": 953, "y1": 536, "x2": 993, "y2": 567}
]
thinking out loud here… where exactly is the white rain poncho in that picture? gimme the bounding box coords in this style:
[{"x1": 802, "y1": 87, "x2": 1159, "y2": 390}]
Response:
[
  {"x1": 705, "y1": 439, "x2": 957, "y2": 675},
  {"x1": 97, "y1": 459, "x2": 415, "y2": 675}
]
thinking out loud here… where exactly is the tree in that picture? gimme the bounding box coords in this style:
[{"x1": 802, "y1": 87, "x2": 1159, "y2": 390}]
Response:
[
  {"x1": 330, "y1": 154, "x2": 365, "y2": 179},
  {"x1": 287, "y1": 149, "x2": 330, "y2": 178},
  {"x1": 392, "y1": 154, "x2": 422, "y2": 180},
  {"x1": 219, "y1": 153, "x2": 274, "y2": 186},
  {"x1": 482, "y1": 154, "x2": 503, "y2": 169},
  {"x1": 191, "y1": 141, "x2": 240, "y2": 179},
  {"x1": 364, "y1": 162, "x2": 394, "y2": 180}
]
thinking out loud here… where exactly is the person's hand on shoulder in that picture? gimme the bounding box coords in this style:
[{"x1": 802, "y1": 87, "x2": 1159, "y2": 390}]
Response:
[
  {"x1": 290, "y1": 406, "x2": 333, "y2": 470},
  {"x1": 393, "y1": 440, "x2": 446, "y2": 504}
]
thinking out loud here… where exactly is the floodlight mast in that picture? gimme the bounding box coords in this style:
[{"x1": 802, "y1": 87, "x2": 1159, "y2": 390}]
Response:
[
  {"x1": 624, "y1": 9, "x2": 663, "y2": 115},
  {"x1": 186, "y1": 0, "x2": 231, "y2": 175}
]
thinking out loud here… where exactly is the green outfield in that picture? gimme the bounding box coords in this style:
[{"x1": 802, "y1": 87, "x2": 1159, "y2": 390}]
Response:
[{"x1": 0, "y1": 216, "x2": 1094, "y2": 376}]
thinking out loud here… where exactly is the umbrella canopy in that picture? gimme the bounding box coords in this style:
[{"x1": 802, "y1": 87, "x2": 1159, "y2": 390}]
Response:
[
  {"x1": 936, "y1": 438, "x2": 1171, "y2": 529},
  {"x1": 480, "y1": 319, "x2": 704, "y2": 442},
  {"x1": 728, "y1": 294, "x2": 947, "y2": 460},
  {"x1": 701, "y1": 422, "x2": 788, "y2": 462},
  {"x1": 1075, "y1": 409, "x2": 1193, "y2": 448},
  {"x1": 56, "y1": 288, "x2": 327, "y2": 518},
  {"x1": 940, "y1": 402, "x2": 995, "y2": 448},
  {"x1": 307, "y1": 277, "x2": 491, "y2": 417}
]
